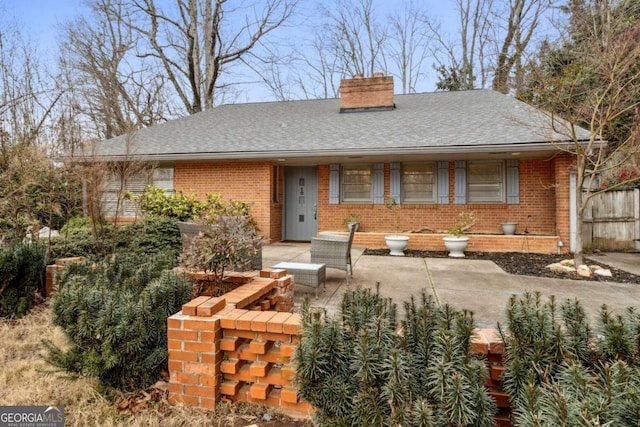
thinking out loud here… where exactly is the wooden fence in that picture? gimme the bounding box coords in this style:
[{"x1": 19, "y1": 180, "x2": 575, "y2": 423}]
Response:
[{"x1": 583, "y1": 189, "x2": 640, "y2": 251}]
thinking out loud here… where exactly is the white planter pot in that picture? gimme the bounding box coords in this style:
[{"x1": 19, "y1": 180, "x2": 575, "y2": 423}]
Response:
[
  {"x1": 501, "y1": 222, "x2": 517, "y2": 235},
  {"x1": 385, "y1": 235, "x2": 409, "y2": 256},
  {"x1": 443, "y1": 236, "x2": 469, "y2": 258},
  {"x1": 346, "y1": 222, "x2": 360, "y2": 232}
]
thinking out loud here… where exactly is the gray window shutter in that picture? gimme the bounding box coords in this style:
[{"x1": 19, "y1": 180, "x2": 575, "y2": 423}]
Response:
[
  {"x1": 437, "y1": 161, "x2": 449, "y2": 204},
  {"x1": 506, "y1": 159, "x2": 520, "y2": 204},
  {"x1": 389, "y1": 162, "x2": 401, "y2": 203},
  {"x1": 454, "y1": 160, "x2": 466, "y2": 204},
  {"x1": 373, "y1": 163, "x2": 385, "y2": 204},
  {"x1": 329, "y1": 164, "x2": 340, "y2": 204}
]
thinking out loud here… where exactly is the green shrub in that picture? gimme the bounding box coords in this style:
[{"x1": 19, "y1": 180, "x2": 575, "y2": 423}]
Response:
[
  {"x1": 47, "y1": 223, "x2": 103, "y2": 261},
  {"x1": 116, "y1": 216, "x2": 182, "y2": 258},
  {"x1": 129, "y1": 186, "x2": 205, "y2": 222},
  {"x1": 501, "y1": 291, "x2": 640, "y2": 426},
  {"x1": 130, "y1": 186, "x2": 258, "y2": 230},
  {"x1": 0, "y1": 242, "x2": 47, "y2": 318},
  {"x1": 48, "y1": 216, "x2": 182, "y2": 261},
  {"x1": 296, "y1": 287, "x2": 495, "y2": 426},
  {"x1": 43, "y1": 252, "x2": 193, "y2": 390}
]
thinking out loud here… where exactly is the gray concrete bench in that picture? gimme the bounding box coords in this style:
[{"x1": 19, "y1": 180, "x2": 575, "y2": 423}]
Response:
[{"x1": 273, "y1": 262, "x2": 326, "y2": 298}]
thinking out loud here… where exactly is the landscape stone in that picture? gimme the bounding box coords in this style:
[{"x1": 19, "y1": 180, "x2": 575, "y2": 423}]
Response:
[
  {"x1": 577, "y1": 264, "x2": 592, "y2": 277},
  {"x1": 547, "y1": 263, "x2": 576, "y2": 274},
  {"x1": 593, "y1": 269, "x2": 613, "y2": 277}
]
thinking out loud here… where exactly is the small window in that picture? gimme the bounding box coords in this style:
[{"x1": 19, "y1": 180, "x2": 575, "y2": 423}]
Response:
[
  {"x1": 467, "y1": 160, "x2": 505, "y2": 203},
  {"x1": 103, "y1": 167, "x2": 174, "y2": 216},
  {"x1": 402, "y1": 163, "x2": 436, "y2": 202},
  {"x1": 341, "y1": 165, "x2": 372, "y2": 202}
]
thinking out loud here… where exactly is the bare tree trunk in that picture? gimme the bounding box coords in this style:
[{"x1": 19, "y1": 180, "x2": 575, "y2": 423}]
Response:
[
  {"x1": 429, "y1": 0, "x2": 495, "y2": 90},
  {"x1": 493, "y1": 0, "x2": 550, "y2": 94},
  {"x1": 85, "y1": 0, "x2": 297, "y2": 114},
  {"x1": 386, "y1": 1, "x2": 431, "y2": 94}
]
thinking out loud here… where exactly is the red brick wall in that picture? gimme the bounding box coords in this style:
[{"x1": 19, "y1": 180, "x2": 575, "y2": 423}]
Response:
[
  {"x1": 318, "y1": 159, "x2": 561, "y2": 236},
  {"x1": 173, "y1": 162, "x2": 281, "y2": 242},
  {"x1": 340, "y1": 74, "x2": 394, "y2": 110},
  {"x1": 168, "y1": 270, "x2": 310, "y2": 417},
  {"x1": 554, "y1": 154, "x2": 574, "y2": 246},
  {"x1": 173, "y1": 157, "x2": 572, "y2": 253}
]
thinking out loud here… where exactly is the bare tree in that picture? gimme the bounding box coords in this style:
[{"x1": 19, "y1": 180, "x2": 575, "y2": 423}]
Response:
[
  {"x1": 492, "y1": 0, "x2": 555, "y2": 94},
  {"x1": 384, "y1": 0, "x2": 432, "y2": 94},
  {"x1": 322, "y1": 0, "x2": 387, "y2": 78},
  {"x1": 288, "y1": 0, "x2": 396, "y2": 100},
  {"x1": 58, "y1": 0, "x2": 170, "y2": 140},
  {"x1": 429, "y1": 0, "x2": 496, "y2": 90},
  {"x1": 108, "y1": 0, "x2": 298, "y2": 113},
  {"x1": 0, "y1": 16, "x2": 61, "y2": 148},
  {"x1": 528, "y1": 4, "x2": 640, "y2": 265},
  {"x1": 291, "y1": 34, "x2": 343, "y2": 99}
]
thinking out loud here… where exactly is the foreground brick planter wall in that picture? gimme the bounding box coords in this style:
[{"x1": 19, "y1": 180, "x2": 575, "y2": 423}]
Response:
[
  {"x1": 168, "y1": 271, "x2": 512, "y2": 424},
  {"x1": 473, "y1": 328, "x2": 510, "y2": 427},
  {"x1": 167, "y1": 269, "x2": 312, "y2": 418}
]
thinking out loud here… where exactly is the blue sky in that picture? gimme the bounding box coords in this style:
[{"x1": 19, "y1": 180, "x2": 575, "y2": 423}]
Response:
[{"x1": 4, "y1": 0, "x2": 458, "y2": 54}]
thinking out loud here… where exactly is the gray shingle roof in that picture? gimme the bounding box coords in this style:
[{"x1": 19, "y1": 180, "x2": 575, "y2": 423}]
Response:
[{"x1": 95, "y1": 89, "x2": 591, "y2": 161}]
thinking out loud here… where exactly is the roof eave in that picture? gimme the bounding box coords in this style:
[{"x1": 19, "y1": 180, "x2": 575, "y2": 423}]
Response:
[{"x1": 86, "y1": 140, "x2": 590, "y2": 162}]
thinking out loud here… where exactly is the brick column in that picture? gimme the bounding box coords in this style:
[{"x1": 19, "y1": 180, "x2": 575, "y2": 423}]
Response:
[
  {"x1": 167, "y1": 307, "x2": 224, "y2": 410},
  {"x1": 554, "y1": 154, "x2": 574, "y2": 251}
]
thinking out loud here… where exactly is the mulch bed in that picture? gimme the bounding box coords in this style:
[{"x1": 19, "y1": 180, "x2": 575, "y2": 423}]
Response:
[{"x1": 363, "y1": 249, "x2": 640, "y2": 285}]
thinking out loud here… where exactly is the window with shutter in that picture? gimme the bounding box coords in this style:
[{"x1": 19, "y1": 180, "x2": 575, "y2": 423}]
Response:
[
  {"x1": 341, "y1": 165, "x2": 372, "y2": 202},
  {"x1": 467, "y1": 160, "x2": 505, "y2": 203},
  {"x1": 401, "y1": 163, "x2": 437, "y2": 202}
]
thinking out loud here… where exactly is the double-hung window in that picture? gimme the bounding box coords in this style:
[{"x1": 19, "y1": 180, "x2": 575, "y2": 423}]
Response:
[
  {"x1": 341, "y1": 165, "x2": 372, "y2": 202},
  {"x1": 402, "y1": 163, "x2": 436, "y2": 202},
  {"x1": 467, "y1": 160, "x2": 505, "y2": 203}
]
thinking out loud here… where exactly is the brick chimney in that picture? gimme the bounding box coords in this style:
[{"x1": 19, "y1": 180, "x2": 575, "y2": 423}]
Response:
[{"x1": 339, "y1": 73, "x2": 394, "y2": 112}]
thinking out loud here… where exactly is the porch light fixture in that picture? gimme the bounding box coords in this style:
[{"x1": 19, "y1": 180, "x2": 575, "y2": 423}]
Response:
[
  {"x1": 277, "y1": 158, "x2": 286, "y2": 162},
  {"x1": 511, "y1": 152, "x2": 521, "y2": 156}
]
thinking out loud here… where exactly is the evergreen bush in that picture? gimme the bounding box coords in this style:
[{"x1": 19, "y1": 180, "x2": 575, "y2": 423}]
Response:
[
  {"x1": 0, "y1": 242, "x2": 47, "y2": 318},
  {"x1": 43, "y1": 252, "x2": 192, "y2": 390},
  {"x1": 296, "y1": 287, "x2": 496, "y2": 426},
  {"x1": 47, "y1": 216, "x2": 182, "y2": 261},
  {"x1": 116, "y1": 216, "x2": 182, "y2": 258},
  {"x1": 501, "y1": 291, "x2": 640, "y2": 426}
]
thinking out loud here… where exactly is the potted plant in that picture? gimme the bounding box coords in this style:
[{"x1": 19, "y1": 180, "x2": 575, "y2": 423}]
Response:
[
  {"x1": 342, "y1": 212, "x2": 361, "y2": 231},
  {"x1": 501, "y1": 222, "x2": 517, "y2": 235},
  {"x1": 384, "y1": 195, "x2": 409, "y2": 256},
  {"x1": 443, "y1": 211, "x2": 477, "y2": 257}
]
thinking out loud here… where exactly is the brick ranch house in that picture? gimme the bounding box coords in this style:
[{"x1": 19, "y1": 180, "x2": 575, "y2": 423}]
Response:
[{"x1": 95, "y1": 75, "x2": 591, "y2": 254}]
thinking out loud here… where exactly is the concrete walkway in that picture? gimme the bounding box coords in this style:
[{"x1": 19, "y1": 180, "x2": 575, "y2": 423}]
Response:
[{"x1": 263, "y1": 243, "x2": 640, "y2": 328}]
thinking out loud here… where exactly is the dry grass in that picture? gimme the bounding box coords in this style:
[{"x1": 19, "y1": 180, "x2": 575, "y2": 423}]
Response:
[{"x1": 0, "y1": 304, "x2": 310, "y2": 426}]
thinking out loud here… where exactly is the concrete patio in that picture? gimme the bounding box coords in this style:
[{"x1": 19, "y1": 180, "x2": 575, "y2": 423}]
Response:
[{"x1": 263, "y1": 243, "x2": 640, "y2": 328}]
